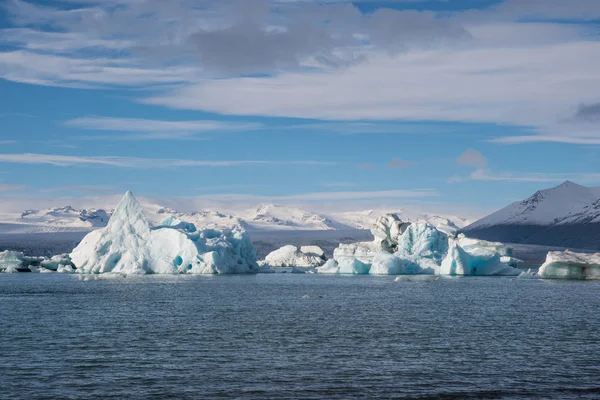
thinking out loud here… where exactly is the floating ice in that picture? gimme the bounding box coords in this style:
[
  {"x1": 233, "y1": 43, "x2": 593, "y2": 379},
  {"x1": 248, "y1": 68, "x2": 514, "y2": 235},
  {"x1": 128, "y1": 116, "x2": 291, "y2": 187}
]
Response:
[
  {"x1": 372, "y1": 214, "x2": 411, "y2": 252},
  {"x1": 70, "y1": 191, "x2": 258, "y2": 275},
  {"x1": 370, "y1": 252, "x2": 437, "y2": 275},
  {"x1": 538, "y1": 250, "x2": 600, "y2": 280},
  {"x1": 0, "y1": 251, "x2": 26, "y2": 273},
  {"x1": 260, "y1": 245, "x2": 326, "y2": 268},
  {"x1": 440, "y1": 238, "x2": 521, "y2": 276},
  {"x1": 316, "y1": 259, "x2": 342, "y2": 274}
]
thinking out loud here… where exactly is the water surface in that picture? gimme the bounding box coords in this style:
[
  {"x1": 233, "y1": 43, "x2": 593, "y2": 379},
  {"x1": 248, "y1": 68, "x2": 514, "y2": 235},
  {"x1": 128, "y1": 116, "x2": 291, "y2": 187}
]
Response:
[{"x1": 1, "y1": 274, "x2": 599, "y2": 399}]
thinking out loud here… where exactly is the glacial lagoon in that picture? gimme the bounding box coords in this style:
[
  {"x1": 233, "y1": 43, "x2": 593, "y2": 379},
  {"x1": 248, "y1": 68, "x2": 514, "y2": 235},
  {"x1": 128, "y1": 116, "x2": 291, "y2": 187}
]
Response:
[{"x1": 1, "y1": 273, "x2": 599, "y2": 399}]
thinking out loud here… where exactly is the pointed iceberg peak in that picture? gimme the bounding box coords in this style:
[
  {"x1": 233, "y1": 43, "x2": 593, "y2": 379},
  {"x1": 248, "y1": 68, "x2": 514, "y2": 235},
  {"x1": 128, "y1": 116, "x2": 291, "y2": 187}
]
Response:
[{"x1": 107, "y1": 190, "x2": 150, "y2": 231}]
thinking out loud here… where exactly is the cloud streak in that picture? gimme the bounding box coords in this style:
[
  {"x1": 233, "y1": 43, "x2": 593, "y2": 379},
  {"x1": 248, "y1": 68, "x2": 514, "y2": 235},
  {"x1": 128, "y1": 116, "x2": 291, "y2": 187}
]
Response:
[
  {"x1": 196, "y1": 189, "x2": 438, "y2": 202},
  {"x1": 0, "y1": 153, "x2": 336, "y2": 168},
  {"x1": 0, "y1": 184, "x2": 26, "y2": 192},
  {"x1": 451, "y1": 168, "x2": 600, "y2": 184}
]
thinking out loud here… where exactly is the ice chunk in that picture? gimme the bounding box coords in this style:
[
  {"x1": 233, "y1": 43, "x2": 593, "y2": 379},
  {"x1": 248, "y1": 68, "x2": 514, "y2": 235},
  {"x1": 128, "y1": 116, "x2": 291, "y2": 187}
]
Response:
[
  {"x1": 333, "y1": 242, "x2": 379, "y2": 265},
  {"x1": 370, "y1": 252, "x2": 437, "y2": 275},
  {"x1": 0, "y1": 251, "x2": 25, "y2": 273},
  {"x1": 396, "y1": 223, "x2": 448, "y2": 264},
  {"x1": 337, "y1": 258, "x2": 370, "y2": 274},
  {"x1": 316, "y1": 259, "x2": 340, "y2": 274},
  {"x1": 70, "y1": 191, "x2": 258, "y2": 275},
  {"x1": 261, "y1": 245, "x2": 325, "y2": 267},
  {"x1": 40, "y1": 254, "x2": 74, "y2": 271},
  {"x1": 440, "y1": 241, "x2": 521, "y2": 276},
  {"x1": 300, "y1": 246, "x2": 325, "y2": 258},
  {"x1": 372, "y1": 214, "x2": 411, "y2": 252},
  {"x1": 456, "y1": 235, "x2": 513, "y2": 257},
  {"x1": 538, "y1": 250, "x2": 600, "y2": 280},
  {"x1": 316, "y1": 257, "x2": 371, "y2": 275}
]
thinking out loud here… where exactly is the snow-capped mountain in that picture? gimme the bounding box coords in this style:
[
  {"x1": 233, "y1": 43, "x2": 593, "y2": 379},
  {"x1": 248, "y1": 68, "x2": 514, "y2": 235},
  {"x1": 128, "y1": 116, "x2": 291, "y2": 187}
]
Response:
[
  {"x1": 244, "y1": 204, "x2": 350, "y2": 230},
  {"x1": 150, "y1": 206, "x2": 249, "y2": 231},
  {"x1": 18, "y1": 206, "x2": 111, "y2": 230},
  {"x1": 1, "y1": 201, "x2": 469, "y2": 234},
  {"x1": 463, "y1": 181, "x2": 600, "y2": 250},
  {"x1": 466, "y1": 181, "x2": 600, "y2": 229},
  {"x1": 331, "y1": 209, "x2": 470, "y2": 232}
]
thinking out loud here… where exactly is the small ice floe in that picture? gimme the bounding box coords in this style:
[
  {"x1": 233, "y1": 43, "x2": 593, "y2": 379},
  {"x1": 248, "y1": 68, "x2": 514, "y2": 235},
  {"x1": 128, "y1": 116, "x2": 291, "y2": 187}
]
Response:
[
  {"x1": 518, "y1": 268, "x2": 539, "y2": 279},
  {"x1": 394, "y1": 275, "x2": 440, "y2": 282},
  {"x1": 301, "y1": 294, "x2": 324, "y2": 299}
]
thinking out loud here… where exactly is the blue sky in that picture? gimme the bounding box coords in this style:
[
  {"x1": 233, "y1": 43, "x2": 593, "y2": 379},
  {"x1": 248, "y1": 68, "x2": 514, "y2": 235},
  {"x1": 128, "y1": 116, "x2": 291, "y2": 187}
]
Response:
[{"x1": 1, "y1": 0, "x2": 600, "y2": 217}]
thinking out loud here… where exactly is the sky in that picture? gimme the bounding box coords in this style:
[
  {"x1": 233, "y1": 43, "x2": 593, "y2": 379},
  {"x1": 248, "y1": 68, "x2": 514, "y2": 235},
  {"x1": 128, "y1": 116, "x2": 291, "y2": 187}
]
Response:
[{"x1": 1, "y1": 0, "x2": 600, "y2": 218}]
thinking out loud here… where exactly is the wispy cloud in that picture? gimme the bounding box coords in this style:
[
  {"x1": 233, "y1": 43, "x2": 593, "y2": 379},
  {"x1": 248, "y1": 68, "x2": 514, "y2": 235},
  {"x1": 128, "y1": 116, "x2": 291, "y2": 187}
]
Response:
[
  {"x1": 197, "y1": 189, "x2": 438, "y2": 202},
  {"x1": 450, "y1": 168, "x2": 600, "y2": 184},
  {"x1": 386, "y1": 158, "x2": 412, "y2": 168},
  {"x1": 0, "y1": 184, "x2": 26, "y2": 192},
  {"x1": 39, "y1": 185, "x2": 116, "y2": 194},
  {"x1": 1, "y1": 0, "x2": 599, "y2": 148},
  {"x1": 0, "y1": 141, "x2": 17, "y2": 145},
  {"x1": 359, "y1": 163, "x2": 376, "y2": 169},
  {"x1": 65, "y1": 117, "x2": 263, "y2": 139},
  {"x1": 0, "y1": 153, "x2": 336, "y2": 168}
]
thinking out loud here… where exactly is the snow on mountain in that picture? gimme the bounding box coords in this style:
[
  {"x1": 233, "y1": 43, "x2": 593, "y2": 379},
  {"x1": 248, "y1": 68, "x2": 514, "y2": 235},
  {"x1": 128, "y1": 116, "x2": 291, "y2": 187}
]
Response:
[
  {"x1": 10, "y1": 206, "x2": 112, "y2": 232},
  {"x1": 331, "y1": 209, "x2": 470, "y2": 232},
  {"x1": 244, "y1": 204, "x2": 350, "y2": 230},
  {"x1": 466, "y1": 181, "x2": 600, "y2": 230},
  {"x1": 1, "y1": 201, "x2": 469, "y2": 233},
  {"x1": 145, "y1": 205, "x2": 249, "y2": 231}
]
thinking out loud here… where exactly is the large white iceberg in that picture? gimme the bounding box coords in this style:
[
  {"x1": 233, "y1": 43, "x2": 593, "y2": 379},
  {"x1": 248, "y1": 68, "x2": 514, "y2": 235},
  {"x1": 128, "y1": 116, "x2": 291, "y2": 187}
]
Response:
[
  {"x1": 260, "y1": 245, "x2": 326, "y2": 268},
  {"x1": 538, "y1": 250, "x2": 600, "y2": 280},
  {"x1": 70, "y1": 191, "x2": 258, "y2": 275}
]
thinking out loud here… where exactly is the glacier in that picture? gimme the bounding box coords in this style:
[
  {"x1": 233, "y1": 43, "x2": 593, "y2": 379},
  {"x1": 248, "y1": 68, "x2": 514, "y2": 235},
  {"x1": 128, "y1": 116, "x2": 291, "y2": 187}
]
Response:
[
  {"x1": 538, "y1": 250, "x2": 600, "y2": 280},
  {"x1": 70, "y1": 191, "x2": 258, "y2": 275}
]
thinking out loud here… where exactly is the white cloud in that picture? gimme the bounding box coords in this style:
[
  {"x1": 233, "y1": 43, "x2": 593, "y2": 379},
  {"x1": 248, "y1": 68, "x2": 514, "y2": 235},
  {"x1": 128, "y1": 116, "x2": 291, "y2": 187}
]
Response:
[
  {"x1": 0, "y1": 153, "x2": 335, "y2": 168},
  {"x1": 1, "y1": 0, "x2": 599, "y2": 146},
  {"x1": 65, "y1": 117, "x2": 263, "y2": 139},
  {"x1": 144, "y1": 37, "x2": 600, "y2": 143},
  {"x1": 457, "y1": 149, "x2": 487, "y2": 168}
]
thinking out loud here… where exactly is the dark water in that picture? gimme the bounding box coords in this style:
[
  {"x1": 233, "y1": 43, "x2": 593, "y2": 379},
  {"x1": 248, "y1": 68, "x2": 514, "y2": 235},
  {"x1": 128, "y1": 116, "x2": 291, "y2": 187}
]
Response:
[{"x1": 1, "y1": 274, "x2": 599, "y2": 400}]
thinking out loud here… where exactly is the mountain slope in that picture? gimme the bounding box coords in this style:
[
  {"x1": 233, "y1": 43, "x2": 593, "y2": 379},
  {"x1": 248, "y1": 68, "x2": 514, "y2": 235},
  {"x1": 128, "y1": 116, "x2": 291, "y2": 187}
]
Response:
[
  {"x1": 463, "y1": 181, "x2": 600, "y2": 250},
  {"x1": 244, "y1": 204, "x2": 352, "y2": 230}
]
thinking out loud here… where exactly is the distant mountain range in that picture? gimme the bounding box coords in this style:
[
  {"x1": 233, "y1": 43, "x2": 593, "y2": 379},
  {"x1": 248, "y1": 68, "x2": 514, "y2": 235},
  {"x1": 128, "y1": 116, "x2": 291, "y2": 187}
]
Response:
[
  {"x1": 463, "y1": 181, "x2": 600, "y2": 250},
  {"x1": 0, "y1": 202, "x2": 470, "y2": 234}
]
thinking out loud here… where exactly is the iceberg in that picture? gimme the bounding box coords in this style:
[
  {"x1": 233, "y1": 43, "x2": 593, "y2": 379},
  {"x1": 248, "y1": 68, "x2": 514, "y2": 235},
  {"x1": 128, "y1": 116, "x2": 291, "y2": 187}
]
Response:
[
  {"x1": 440, "y1": 238, "x2": 521, "y2": 276},
  {"x1": 260, "y1": 245, "x2": 326, "y2": 268},
  {"x1": 70, "y1": 191, "x2": 258, "y2": 275},
  {"x1": 0, "y1": 251, "x2": 27, "y2": 273},
  {"x1": 372, "y1": 214, "x2": 411, "y2": 252},
  {"x1": 369, "y1": 223, "x2": 448, "y2": 275},
  {"x1": 538, "y1": 250, "x2": 600, "y2": 280},
  {"x1": 324, "y1": 212, "x2": 519, "y2": 276},
  {"x1": 370, "y1": 252, "x2": 436, "y2": 275},
  {"x1": 0, "y1": 251, "x2": 73, "y2": 273}
]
